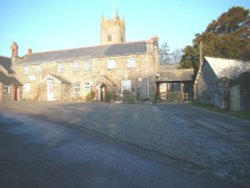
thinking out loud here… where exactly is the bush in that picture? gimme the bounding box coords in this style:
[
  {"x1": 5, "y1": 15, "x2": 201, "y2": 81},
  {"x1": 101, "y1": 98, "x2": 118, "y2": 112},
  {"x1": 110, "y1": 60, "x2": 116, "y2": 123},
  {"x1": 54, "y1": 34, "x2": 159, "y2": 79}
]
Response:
[
  {"x1": 85, "y1": 91, "x2": 95, "y2": 101},
  {"x1": 106, "y1": 90, "x2": 113, "y2": 102}
]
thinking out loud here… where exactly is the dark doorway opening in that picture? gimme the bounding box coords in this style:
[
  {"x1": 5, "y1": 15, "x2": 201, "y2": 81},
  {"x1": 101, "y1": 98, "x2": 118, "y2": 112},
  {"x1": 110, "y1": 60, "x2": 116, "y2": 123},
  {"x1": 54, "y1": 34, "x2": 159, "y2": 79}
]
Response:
[{"x1": 100, "y1": 84, "x2": 107, "y2": 101}]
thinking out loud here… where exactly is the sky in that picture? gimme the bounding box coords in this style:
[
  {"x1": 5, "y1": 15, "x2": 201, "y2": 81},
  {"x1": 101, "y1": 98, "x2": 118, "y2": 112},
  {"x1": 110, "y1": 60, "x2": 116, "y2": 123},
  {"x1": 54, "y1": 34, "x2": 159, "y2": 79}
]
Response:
[{"x1": 0, "y1": 0, "x2": 249, "y2": 57}]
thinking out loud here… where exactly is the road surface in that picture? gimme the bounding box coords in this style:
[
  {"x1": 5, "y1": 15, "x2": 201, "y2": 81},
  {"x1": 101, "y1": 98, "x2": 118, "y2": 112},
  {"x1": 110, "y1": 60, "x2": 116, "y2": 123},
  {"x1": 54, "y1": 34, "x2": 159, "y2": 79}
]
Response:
[{"x1": 0, "y1": 101, "x2": 249, "y2": 187}]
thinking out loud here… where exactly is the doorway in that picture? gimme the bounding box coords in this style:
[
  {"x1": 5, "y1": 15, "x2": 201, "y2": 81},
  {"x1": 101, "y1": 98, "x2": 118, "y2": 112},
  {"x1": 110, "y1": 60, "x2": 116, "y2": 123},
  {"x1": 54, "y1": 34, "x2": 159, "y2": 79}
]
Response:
[
  {"x1": 100, "y1": 84, "x2": 107, "y2": 101},
  {"x1": 14, "y1": 86, "x2": 19, "y2": 101},
  {"x1": 47, "y1": 79, "x2": 54, "y2": 101}
]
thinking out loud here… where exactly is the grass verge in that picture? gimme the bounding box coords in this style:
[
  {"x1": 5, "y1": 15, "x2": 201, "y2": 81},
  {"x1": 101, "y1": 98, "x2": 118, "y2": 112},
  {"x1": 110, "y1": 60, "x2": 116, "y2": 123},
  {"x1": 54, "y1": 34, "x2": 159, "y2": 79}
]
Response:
[{"x1": 190, "y1": 101, "x2": 250, "y2": 121}]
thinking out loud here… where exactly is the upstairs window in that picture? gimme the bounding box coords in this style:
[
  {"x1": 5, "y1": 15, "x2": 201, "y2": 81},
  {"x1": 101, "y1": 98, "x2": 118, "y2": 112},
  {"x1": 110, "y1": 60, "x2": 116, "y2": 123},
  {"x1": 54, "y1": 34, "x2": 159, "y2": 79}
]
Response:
[
  {"x1": 24, "y1": 66, "x2": 30, "y2": 74},
  {"x1": 127, "y1": 58, "x2": 136, "y2": 68},
  {"x1": 36, "y1": 65, "x2": 42, "y2": 73},
  {"x1": 72, "y1": 62, "x2": 80, "y2": 72},
  {"x1": 107, "y1": 60, "x2": 116, "y2": 69},
  {"x1": 107, "y1": 35, "x2": 112, "y2": 42},
  {"x1": 57, "y1": 64, "x2": 64, "y2": 73},
  {"x1": 23, "y1": 83, "x2": 31, "y2": 92},
  {"x1": 84, "y1": 62, "x2": 92, "y2": 71}
]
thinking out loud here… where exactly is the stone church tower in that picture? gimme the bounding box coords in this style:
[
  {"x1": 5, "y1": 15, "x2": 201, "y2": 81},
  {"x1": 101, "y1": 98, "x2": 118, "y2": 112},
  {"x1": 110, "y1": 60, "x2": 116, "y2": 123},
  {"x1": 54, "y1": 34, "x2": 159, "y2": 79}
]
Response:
[{"x1": 101, "y1": 14, "x2": 126, "y2": 45}]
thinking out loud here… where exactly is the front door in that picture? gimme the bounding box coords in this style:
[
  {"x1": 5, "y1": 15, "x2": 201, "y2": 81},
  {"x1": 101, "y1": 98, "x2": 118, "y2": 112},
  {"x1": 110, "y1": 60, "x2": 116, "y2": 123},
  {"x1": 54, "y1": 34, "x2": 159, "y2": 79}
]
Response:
[
  {"x1": 14, "y1": 87, "x2": 19, "y2": 101},
  {"x1": 100, "y1": 84, "x2": 107, "y2": 101},
  {"x1": 47, "y1": 79, "x2": 54, "y2": 101}
]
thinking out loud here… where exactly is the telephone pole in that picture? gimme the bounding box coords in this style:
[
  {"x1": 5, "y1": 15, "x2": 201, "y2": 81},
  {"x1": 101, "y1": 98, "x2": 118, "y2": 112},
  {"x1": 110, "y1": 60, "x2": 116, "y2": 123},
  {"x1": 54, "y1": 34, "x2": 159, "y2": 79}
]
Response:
[
  {"x1": 199, "y1": 41, "x2": 203, "y2": 65},
  {"x1": 194, "y1": 41, "x2": 203, "y2": 99}
]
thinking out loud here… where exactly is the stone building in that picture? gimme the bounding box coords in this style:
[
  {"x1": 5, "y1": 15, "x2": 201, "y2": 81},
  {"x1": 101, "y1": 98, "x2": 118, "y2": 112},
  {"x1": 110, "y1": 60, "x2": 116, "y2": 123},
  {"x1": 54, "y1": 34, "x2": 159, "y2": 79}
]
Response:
[
  {"x1": 0, "y1": 54, "x2": 22, "y2": 101},
  {"x1": 13, "y1": 15, "x2": 160, "y2": 101},
  {"x1": 194, "y1": 56, "x2": 250, "y2": 111}
]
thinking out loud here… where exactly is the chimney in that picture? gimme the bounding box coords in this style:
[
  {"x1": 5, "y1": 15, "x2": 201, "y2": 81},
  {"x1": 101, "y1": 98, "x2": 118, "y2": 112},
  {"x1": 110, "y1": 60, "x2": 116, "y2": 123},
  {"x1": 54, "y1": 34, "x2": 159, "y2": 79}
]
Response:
[
  {"x1": 11, "y1": 42, "x2": 19, "y2": 58},
  {"x1": 27, "y1": 48, "x2": 32, "y2": 55},
  {"x1": 151, "y1": 36, "x2": 159, "y2": 44}
]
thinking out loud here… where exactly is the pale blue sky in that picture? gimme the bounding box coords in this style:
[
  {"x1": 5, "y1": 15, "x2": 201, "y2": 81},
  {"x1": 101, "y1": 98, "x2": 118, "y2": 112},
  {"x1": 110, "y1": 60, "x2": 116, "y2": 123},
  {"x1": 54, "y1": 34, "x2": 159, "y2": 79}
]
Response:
[{"x1": 0, "y1": 0, "x2": 249, "y2": 57}]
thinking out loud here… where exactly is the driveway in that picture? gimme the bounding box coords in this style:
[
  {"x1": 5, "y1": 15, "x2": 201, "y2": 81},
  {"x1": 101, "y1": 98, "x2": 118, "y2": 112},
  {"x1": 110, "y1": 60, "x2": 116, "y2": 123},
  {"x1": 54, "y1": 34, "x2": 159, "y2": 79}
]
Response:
[{"x1": 0, "y1": 101, "x2": 250, "y2": 185}]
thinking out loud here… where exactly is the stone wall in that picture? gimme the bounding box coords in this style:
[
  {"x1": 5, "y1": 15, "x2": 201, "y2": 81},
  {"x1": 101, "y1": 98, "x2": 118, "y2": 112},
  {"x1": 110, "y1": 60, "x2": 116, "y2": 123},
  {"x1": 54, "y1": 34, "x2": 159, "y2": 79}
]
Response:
[{"x1": 197, "y1": 61, "x2": 229, "y2": 109}]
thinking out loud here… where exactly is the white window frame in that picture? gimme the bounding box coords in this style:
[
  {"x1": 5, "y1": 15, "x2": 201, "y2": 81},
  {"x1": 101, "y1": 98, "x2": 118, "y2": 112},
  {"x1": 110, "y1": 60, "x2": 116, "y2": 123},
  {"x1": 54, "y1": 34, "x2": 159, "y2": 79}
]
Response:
[
  {"x1": 57, "y1": 64, "x2": 64, "y2": 73},
  {"x1": 36, "y1": 65, "x2": 42, "y2": 73},
  {"x1": 24, "y1": 66, "x2": 30, "y2": 74},
  {"x1": 84, "y1": 82, "x2": 92, "y2": 96},
  {"x1": 121, "y1": 80, "x2": 132, "y2": 92},
  {"x1": 29, "y1": 75, "x2": 36, "y2": 81},
  {"x1": 84, "y1": 62, "x2": 92, "y2": 71},
  {"x1": 73, "y1": 82, "x2": 81, "y2": 95},
  {"x1": 107, "y1": 60, "x2": 116, "y2": 70},
  {"x1": 127, "y1": 58, "x2": 136, "y2": 68},
  {"x1": 72, "y1": 62, "x2": 81, "y2": 72},
  {"x1": 23, "y1": 83, "x2": 31, "y2": 92}
]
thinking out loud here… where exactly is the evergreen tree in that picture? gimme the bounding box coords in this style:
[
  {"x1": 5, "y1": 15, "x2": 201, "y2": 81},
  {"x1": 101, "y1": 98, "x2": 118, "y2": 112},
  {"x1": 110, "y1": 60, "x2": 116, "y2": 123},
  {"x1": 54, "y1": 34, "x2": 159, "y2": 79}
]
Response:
[{"x1": 180, "y1": 6, "x2": 250, "y2": 71}]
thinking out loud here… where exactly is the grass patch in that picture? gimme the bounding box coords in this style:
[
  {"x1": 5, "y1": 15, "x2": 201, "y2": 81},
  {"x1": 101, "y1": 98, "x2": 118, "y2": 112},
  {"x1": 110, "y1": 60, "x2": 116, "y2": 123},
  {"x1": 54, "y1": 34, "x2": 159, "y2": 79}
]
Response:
[{"x1": 190, "y1": 101, "x2": 250, "y2": 120}]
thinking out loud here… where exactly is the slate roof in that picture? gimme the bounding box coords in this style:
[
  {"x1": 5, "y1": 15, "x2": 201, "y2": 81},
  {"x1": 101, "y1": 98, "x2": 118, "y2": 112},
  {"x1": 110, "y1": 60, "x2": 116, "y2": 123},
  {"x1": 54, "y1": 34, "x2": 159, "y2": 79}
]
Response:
[
  {"x1": 0, "y1": 56, "x2": 14, "y2": 74},
  {"x1": 160, "y1": 64, "x2": 180, "y2": 70},
  {"x1": 205, "y1": 56, "x2": 250, "y2": 79},
  {"x1": 50, "y1": 75, "x2": 70, "y2": 84},
  {"x1": 157, "y1": 69, "x2": 194, "y2": 82},
  {"x1": 0, "y1": 72, "x2": 22, "y2": 85},
  {"x1": 18, "y1": 41, "x2": 147, "y2": 64}
]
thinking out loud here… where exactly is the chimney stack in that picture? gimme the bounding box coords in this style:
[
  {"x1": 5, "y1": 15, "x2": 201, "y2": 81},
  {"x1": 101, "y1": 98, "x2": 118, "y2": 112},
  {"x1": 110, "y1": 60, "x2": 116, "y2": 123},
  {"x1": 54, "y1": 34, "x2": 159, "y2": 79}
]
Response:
[
  {"x1": 11, "y1": 42, "x2": 19, "y2": 58},
  {"x1": 27, "y1": 48, "x2": 32, "y2": 55}
]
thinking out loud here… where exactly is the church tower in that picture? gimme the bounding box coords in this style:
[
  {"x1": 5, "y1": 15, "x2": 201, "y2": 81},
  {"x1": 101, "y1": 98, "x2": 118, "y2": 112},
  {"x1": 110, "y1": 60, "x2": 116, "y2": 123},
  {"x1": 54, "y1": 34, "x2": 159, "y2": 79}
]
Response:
[{"x1": 101, "y1": 13, "x2": 126, "y2": 45}]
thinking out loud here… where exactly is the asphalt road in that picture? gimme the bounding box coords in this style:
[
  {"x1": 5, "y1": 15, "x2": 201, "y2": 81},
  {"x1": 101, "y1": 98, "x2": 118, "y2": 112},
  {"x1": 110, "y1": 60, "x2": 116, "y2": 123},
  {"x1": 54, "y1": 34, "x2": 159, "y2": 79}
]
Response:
[{"x1": 0, "y1": 101, "x2": 249, "y2": 187}]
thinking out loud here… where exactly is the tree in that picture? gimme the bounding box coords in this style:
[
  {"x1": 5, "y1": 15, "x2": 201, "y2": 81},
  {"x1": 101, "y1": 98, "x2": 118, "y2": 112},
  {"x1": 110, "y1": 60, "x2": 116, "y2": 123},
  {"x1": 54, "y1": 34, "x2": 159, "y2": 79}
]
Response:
[
  {"x1": 171, "y1": 49, "x2": 183, "y2": 64},
  {"x1": 159, "y1": 42, "x2": 171, "y2": 64},
  {"x1": 180, "y1": 6, "x2": 250, "y2": 71},
  {"x1": 160, "y1": 42, "x2": 183, "y2": 64},
  {"x1": 206, "y1": 7, "x2": 249, "y2": 34}
]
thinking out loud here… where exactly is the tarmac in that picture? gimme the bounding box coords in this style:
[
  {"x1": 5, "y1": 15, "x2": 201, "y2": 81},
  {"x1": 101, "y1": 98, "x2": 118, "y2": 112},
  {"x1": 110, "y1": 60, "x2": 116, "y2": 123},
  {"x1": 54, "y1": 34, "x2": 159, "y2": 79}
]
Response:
[{"x1": 0, "y1": 101, "x2": 250, "y2": 185}]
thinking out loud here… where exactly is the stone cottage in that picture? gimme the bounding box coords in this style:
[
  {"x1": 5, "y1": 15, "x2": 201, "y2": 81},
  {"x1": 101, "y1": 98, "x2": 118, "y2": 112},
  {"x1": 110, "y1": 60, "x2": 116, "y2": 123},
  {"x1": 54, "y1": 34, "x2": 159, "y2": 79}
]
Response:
[
  {"x1": 0, "y1": 55, "x2": 22, "y2": 101},
  {"x1": 13, "y1": 15, "x2": 160, "y2": 101},
  {"x1": 194, "y1": 56, "x2": 250, "y2": 111}
]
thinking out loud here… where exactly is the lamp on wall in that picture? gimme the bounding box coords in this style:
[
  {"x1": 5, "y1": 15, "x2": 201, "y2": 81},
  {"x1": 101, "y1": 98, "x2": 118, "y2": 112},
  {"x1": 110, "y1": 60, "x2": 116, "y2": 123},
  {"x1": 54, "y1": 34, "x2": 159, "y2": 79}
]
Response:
[{"x1": 155, "y1": 73, "x2": 160, "y2": 79}]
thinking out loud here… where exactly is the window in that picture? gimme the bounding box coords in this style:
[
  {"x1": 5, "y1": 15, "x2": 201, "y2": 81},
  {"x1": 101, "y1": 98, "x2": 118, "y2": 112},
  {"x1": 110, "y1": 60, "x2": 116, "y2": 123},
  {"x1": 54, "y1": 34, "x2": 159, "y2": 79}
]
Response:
[
  {"x1": 107, "y1": 35, "x2": 112, "y2": 42},
  {"x1": 107, "y1": 60, "x2": 116, "y2": 69},
  {"x1": 73, "y1": 82, "x2": 81, "y2": 95},
  {"x1": 3, "y1": 85, "x2": 11, "y2": 94},
  {"x1": 84, "y1": 62, "x2": 92, "y2": 71},
  {"x1": 167, "y1": 82, "x2": 180, "y2": 92},
  {"x1": 23, "y1": 83, "x2": 31, "y2": 92},
  {"x1": 24, "y1": 66, "x2": 30, "y2": 74},
  {"x1": 72, "y1": 62, "x2": 80, "y2": 72},
  {"x1": 121, "y1": 80, "x2": 132, "y2": 92},
  {"x1": 57, "y1": 64, "x2": 64, "y2": 73},
  {"x1": 84, "y1": 82, "x2": 92, "y2": 96},
  {"x1": 36, "y1": 65, "x2": 42, "y2": 73},
  {"x1": 127, "y1": 58, "x2": 136, "y2": 68},
  {"x1": 29, "y1": 75, "x2": 36, "y2": 81}
]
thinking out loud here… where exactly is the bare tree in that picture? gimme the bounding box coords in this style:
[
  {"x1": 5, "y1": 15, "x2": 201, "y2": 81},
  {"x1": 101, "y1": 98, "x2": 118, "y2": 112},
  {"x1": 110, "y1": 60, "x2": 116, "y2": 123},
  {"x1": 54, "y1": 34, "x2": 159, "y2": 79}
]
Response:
[
  {"x1": 171, "y1": 49, "x2": 183, "y2": 64},
  {"x1": 160, "y1": 42, "x2": 171, "y2": 64}
]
